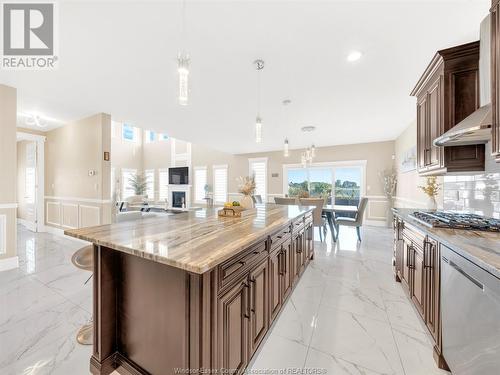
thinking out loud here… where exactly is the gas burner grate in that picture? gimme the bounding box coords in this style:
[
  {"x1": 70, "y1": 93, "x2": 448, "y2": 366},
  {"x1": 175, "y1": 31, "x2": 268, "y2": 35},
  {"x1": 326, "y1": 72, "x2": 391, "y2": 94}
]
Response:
[{"x1": 409, "y1": 211, "x2": 500, "y2": 232}]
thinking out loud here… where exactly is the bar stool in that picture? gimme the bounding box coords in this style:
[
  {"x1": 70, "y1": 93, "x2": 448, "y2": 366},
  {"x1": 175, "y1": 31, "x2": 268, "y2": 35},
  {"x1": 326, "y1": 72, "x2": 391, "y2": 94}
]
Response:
[{"x1": 71, "y1": 245, "x2": 93, "y2": 345}]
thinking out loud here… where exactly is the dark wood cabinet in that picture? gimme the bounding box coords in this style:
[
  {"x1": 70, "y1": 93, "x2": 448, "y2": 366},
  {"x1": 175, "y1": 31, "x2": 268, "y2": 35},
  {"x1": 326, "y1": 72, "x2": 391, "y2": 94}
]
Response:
[
  {"x1": 281, "y1": 238, "x2": 293, "y2": 301},
  {"x1": 217, "y1": 279, "x2": 249, "y2": 374},
  {"x1": 249, "y1": 258, "x2": 269, "y2": 355},
  {"x1": 491, "y1": 0, "x2": 500, "y2": 162},
  {"x1": 424, "y1": 238, "x2": 440, "y2": 344},
  {"x1": 269, "y1": 248, "x2": 281, "y2": 323},
  {"x1": 410, "y1": 244, "x2": 425, "y2": 319},
  {"x1": 293, "y1": 229, "x2": 306, "y2": 279},
  {"x1": 411, "y1": 41, "x2": 485, "y2": 175},
  {"x1": 393, "y1": 218, "x2": 448, "y2": 371}
]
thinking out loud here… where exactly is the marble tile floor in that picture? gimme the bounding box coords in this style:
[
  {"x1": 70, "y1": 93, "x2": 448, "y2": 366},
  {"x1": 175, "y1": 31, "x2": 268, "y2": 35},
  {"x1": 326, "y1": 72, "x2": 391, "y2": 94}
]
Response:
[{"x1": 0, "y1": 224, "x2": 450, "y2": 375}]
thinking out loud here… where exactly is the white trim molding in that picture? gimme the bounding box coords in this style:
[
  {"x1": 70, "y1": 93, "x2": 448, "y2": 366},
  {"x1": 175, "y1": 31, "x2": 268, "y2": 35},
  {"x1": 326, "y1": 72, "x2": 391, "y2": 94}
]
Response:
[
  {"x1": 44, "y1": 196, "x2": 112, "y2": 204},
  {"x1": 0, "y1": 203, "x2": 18, "y2": 209},
  {"x1": 0, "y1": 256, "x2": 19, "y2": 271},
  {"x1": 0, "y1": 214, "x2": 6, "y2": 255}
]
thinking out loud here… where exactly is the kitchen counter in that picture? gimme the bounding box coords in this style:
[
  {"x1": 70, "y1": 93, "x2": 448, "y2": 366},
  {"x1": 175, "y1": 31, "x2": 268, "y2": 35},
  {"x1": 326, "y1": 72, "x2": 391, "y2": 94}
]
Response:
[
  {"x1": 65, "y1": 203, "x2": 315, "y2": 375},
  {"x1": 393, "y1": 208, "x2": 500, "y2": 279},
  {"x1": 65, "y1": 203, "x2": 313, "y2": 274}
]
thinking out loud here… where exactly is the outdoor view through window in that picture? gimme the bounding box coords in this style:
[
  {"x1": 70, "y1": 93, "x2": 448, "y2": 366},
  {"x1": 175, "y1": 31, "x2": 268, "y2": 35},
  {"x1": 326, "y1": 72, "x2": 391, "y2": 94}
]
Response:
[{"x1": 287, "y1": 166, "x2": 362, "y2": 206}]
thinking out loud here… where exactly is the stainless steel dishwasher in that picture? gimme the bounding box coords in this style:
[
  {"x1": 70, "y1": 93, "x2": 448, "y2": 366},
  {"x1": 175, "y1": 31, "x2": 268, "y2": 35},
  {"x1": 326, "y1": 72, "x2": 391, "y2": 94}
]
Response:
[{"x1": 441, "y1": 245, "x2": 500, "y2": 375}]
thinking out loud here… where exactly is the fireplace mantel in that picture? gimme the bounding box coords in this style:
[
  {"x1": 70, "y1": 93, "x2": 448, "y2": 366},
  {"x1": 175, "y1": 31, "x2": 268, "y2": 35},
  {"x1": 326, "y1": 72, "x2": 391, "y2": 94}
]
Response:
[{"x1": 166, "y1": 184, "x2": 191, "y2": 210}]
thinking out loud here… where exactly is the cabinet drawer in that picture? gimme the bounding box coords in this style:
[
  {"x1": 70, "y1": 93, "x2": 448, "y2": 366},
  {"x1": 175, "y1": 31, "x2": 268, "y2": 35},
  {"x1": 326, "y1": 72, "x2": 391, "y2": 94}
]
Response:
[
  {"x1": 218, "y1": 241, "x2": 268, "y2": 291},
  {"x1": 292, "y1": 218, "x2": 305, "y2": 232},
  {"x1": 270, "y1": 226, "x2": 291, "y2": 250},
  {"x1": 402, "y1": 223, "x2": 425, "y2": 249}
]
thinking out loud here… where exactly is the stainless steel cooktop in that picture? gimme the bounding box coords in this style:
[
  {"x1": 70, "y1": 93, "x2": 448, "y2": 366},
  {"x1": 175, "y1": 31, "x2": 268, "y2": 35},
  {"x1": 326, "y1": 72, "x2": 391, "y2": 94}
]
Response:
[{"x1": 410, "y1": 211, "x2": 500, "y2": 232}]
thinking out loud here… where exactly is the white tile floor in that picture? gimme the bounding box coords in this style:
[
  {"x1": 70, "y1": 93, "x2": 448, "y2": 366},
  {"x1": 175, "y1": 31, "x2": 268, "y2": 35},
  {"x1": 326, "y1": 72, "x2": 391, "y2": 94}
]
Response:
[{"x1": 0, "y1": 225, "x2": 450, "y2": 375}]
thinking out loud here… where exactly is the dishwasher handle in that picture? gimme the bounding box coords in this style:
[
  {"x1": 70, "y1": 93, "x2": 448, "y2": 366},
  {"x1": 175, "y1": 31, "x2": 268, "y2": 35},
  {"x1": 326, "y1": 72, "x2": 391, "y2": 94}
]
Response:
[{"x1": 443, "y1": 256, "x2": 484, "y2": 291}]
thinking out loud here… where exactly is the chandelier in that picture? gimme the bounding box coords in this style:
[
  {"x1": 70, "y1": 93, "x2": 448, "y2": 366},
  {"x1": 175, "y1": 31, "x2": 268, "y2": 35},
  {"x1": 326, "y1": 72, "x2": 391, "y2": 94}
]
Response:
[{"x1": 301, "y1": 144, "x2": 316, "y2": 168}]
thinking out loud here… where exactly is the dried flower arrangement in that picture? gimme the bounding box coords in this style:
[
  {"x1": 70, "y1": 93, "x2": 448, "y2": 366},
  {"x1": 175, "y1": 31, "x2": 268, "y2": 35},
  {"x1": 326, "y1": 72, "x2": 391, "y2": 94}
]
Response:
[
  {"x1": 379, "y1": 169, "x2": 397, "y2": 199},
  {"x1": 237, "y1": 175, "x2": 256, "y2": 196},
  {"x1": 419, "y1": 176, "x2": 441, "y2": 198}
]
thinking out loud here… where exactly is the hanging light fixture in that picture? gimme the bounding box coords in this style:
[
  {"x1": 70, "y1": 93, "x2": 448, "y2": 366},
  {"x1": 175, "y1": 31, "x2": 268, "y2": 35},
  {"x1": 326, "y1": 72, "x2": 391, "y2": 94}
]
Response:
[
  {"x1": 300, "y1": 126, "x2": 317, "y2": 168},
  {"x1": 178, "y1": 0, "x2": 189, "y2": 106},
  {"x1": 282, "y1": 99, "x2": 291, "y2": 157},
  {"x1": 254, "y1": 59, "x2": 264, "y2": 143}
]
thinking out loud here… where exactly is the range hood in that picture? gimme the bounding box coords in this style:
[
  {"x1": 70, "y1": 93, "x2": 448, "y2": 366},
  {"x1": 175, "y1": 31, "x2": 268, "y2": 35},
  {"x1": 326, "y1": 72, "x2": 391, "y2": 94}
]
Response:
[{"x1": 434, "y1": 15, "x2": 492, "y2": 147}]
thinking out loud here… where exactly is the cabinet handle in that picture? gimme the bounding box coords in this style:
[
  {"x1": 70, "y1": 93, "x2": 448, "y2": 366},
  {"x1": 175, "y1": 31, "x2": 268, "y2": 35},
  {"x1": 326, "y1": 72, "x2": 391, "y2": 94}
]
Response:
[
  {"x1": 239, "y1": 260, "x2": 246, "y2": 266},
  {"x1": 423, "y1": 240, "x2": 432, "y2": 269}
]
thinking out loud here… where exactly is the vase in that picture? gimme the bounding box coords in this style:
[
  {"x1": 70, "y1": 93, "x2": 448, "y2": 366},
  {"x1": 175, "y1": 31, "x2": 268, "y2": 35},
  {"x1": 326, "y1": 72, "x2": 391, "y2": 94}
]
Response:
[
  {"x1": 426, "y1": 196, "x2": 437, "y2": 211},
  {"x1": 240, "y1": 195, "x2": 254, "y2": 209}
]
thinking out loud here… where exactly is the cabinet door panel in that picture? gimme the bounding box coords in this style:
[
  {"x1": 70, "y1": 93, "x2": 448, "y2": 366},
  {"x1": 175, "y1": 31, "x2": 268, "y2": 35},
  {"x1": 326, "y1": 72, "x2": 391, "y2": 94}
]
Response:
[
  {"x1": 428, "y1": 79, "x2": 443, "y2": 169},
  {"x1": 269, "y1": 249, "x2": 281, "y2": 323},
  {"x1": 417, "y1": 96, "x2": 428, "y2": 171},
  {"x1": 249, "y1": 259, "x2": 268, "y2": 354},
  {"x1": 411, "y1": 246, "x2": 425, "y2": 319},
  {"x1": 217, "y1": 279, "x2": 248, "y2": 373},
  {"x1": 281, "y1": 239, "x2": 292, "y2": 301},
  {"x1": 425, "y1": 238, "x2": 440, "y2": 344},
  {"x1": 401, "y1": 238, "x2": 411, "y2": 293}
]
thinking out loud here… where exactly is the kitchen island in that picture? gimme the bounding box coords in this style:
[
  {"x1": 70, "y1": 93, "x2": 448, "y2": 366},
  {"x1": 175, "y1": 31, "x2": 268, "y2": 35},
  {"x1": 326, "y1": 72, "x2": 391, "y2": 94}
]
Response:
[{"x1": 65, "y1": 204, "x2": 314, "y2": 375}]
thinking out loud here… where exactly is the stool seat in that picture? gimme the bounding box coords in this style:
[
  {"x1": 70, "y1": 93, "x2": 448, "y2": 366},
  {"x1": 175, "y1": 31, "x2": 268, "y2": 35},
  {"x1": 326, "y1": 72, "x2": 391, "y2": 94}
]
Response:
[{"x1": 71, "y1": 245, "x2": 93, "y2": 271}]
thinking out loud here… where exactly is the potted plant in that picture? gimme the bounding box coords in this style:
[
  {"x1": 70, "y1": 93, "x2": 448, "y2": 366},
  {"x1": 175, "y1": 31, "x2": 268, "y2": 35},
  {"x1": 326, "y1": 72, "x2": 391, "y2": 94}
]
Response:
[
  {"x1": 128, "y1": 173, "x2": 148, "y2": 198},
  {"x1": 419, "y1": 176, "x2": 441, "y2": 211},
  {"x1": 237, "y1": 175, "x2": 256, "y2": 209}
]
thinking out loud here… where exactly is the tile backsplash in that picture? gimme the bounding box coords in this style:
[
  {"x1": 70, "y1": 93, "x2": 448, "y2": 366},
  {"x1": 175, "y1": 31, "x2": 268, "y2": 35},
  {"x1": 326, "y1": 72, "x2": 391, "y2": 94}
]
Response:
[{"x1": 443, "y1": 145, "x2": 500, "y2": 218}]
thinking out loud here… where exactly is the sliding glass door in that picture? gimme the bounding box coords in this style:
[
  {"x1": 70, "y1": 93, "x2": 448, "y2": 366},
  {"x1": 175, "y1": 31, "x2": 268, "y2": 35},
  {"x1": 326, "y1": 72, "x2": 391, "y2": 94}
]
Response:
[{"x1": 284, "y1": 162, "x2": 364, "y2": 206}]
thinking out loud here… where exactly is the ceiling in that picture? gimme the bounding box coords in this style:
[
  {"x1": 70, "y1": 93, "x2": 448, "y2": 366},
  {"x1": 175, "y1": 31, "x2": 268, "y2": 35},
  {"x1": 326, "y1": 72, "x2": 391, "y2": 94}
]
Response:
[{"x1": 1, "y1": 0, "x2": 490, "y2": 154}]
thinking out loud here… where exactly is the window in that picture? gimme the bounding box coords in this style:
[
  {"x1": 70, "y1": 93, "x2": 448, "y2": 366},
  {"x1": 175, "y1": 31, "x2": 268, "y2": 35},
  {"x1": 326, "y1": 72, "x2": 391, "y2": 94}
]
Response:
[
  {"x1": 213, "y1": 165, "x2": 228, "y2": 203},
  {"x1": 122, "y1": 169, "x2": 137, "y2": 199},
  {"x1": 284, "y1": 162, "x2": 365, "y2": 205},
  {"x1": 194, "y1": 167, "x2": 207, "y2": 202},
  {"x1": 122, "y1": 124, "x2": 135, "y2": 141},
  {"x1": 145, "y1": 130, "x2": 156, "y2": 143},
  {"x1": 159, "y1": 133, "x2": 169, "y2": 141},
  {"x1": 159, "y1": 169, "x2": 169, "y2": 201},
  {"x1": 249, "y1": 158, "x2": 267, "y2": 202},
  {"x1": 25, "y1": 167, "x2": 35, "y2": 204},
  {"x1": 145, "y1": 169, "x2": 155, "y2": 201}
]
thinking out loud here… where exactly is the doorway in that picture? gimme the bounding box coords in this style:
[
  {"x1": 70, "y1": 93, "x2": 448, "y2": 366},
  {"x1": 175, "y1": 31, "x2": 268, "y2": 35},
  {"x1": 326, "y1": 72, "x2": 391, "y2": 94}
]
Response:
[{"x1": 16, "y1": 132, "x2": 45, "y2": 232}]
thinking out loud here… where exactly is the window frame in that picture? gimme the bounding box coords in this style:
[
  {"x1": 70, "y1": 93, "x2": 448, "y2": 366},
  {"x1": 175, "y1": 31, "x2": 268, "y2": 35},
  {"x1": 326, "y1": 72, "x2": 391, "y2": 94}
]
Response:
[
  {"x1": 122, "y1": 124, "x2": 136, "y2": 142},
  {"x1": 212, "y1": 164, "x2": 228, "y2": 204},
  {"x1": 159, "y1": 133, "x2": 169, "y2": 142},
  {"x1": 282, "y1": 160, "x2": 367, "y2": 200},
  {"x1": 158, "y1": 168, "x2": 169, "y2": 202},
  {"x1": 248, "y1": 157, "x2": 268, "y2": 203},
  {"x1": 145, "y1": 130, "x2": 156, "y2": 143},
  {"x1": 194, "y1": 166, "x2": 208, "y2": 204}
]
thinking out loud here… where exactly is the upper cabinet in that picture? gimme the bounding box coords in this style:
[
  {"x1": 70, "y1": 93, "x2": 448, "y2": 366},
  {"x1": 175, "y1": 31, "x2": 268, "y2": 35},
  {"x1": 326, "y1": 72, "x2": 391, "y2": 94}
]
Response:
[
  {"x1": 411, "y1": 41, "x2": 485, "y2": 175},
  {"x1": 491, "y1": 0, "x2": 500, "y2": 162}
]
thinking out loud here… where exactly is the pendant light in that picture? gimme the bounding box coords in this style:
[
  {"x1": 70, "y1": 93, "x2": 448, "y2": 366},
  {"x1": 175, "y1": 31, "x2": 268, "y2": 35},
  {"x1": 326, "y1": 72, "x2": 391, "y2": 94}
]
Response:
[
  {"x1": 178, "y1": 0, "x2": 189, "y2": 106},
  {"x1": 254, "y1": 59, "x2": 264, "y2": 143},
  {"x1": 283, "y1": 99, "x2": 291, "y2": 157}
]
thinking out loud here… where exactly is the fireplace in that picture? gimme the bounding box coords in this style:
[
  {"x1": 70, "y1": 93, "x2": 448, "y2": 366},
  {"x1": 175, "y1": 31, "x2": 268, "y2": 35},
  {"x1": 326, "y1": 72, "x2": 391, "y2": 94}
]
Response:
[{"x1": 172, "y1": 191, "x2": 186, "y2": 208}]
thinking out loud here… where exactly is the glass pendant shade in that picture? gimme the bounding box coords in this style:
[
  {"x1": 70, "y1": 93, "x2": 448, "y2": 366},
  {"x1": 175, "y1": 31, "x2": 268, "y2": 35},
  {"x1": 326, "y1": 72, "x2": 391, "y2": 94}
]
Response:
[
  {"x1": 284, "y1": 138, "x2": 289, "y2": 157},
  {"x1": 178, "y1": 54, "x2": 190, "y2": 106},
  {"x1": 255, "y1": 117, "x2": 262, "y2": 143}
]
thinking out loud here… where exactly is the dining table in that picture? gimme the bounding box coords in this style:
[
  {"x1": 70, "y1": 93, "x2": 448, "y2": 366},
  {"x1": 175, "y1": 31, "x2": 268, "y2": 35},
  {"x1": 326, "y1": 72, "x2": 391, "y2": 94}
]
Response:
[{"x1": 322, "y1": 204, "x2": 359, "y2": 240}]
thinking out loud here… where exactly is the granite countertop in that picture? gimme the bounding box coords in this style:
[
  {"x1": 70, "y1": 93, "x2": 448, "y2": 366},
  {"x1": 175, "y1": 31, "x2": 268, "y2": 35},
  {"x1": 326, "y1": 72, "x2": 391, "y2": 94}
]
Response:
[
  {"x1": 65, "y1": 204, "x2": 313, "y2": 274},
  {"x1": 393, "y1": 208, "x2": 500, "y2": 279}
]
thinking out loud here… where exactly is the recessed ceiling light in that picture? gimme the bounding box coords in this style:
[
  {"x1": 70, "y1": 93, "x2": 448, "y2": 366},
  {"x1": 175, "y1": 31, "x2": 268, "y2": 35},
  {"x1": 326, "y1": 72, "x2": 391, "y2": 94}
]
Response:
[
  {"x1": 301, "y1": 126, "x2": 316, "y2": 132},
  {"x1": 347, "y1": 50, "x2": 363, "y2": 62}
]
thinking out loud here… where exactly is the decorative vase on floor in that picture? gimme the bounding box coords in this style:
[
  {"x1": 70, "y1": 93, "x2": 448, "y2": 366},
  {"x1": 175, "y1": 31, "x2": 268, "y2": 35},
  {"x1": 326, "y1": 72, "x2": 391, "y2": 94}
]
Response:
[
  {"x1": 240, "y1": 195, "x2": 254, "y2": 209},
  {"x1": 426, "y1": 196, "x2": 437, "y2": 211}
]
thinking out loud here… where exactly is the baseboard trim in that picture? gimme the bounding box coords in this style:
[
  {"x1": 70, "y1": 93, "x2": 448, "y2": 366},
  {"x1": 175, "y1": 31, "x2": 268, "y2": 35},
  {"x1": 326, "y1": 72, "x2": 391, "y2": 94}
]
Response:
[
  {"x1": 364, "y1": 219, "x2": 389, "y2": 227},
  {"x1": 41, "y1": 225, "x2": 91, "y2": 245},
  {"x1": 0, "y1": 256, "x2": 19, "y2": 271}
]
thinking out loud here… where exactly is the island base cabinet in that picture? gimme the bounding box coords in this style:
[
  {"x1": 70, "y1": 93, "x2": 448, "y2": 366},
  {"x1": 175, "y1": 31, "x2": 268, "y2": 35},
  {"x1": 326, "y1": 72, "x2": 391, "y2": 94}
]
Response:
[
  {"x1": 89, "y1": 216, "x2": 313, "y2": 375},
  {"x1": 217, "y1": 279, "x2": 249, "y2": 374}
]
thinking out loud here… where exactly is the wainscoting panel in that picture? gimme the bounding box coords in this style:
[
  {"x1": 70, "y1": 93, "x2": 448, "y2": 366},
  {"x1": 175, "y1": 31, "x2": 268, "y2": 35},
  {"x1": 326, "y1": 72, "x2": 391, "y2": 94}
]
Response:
[
  {"x1": 46, "y1": 201, "x2": 61, "y2": 226},
  {"x1": 0, "y1": 214, "x2": 6, "y2": 254},
  {"x1": 61, "y1": 203, "x2": 79, "y2": 229},
  {"x1": 367, "y1": 199, "x2": 389, "y2": 221},
  {"x1": 79, "y1": 205, "x2": 100, "y2": 228}
]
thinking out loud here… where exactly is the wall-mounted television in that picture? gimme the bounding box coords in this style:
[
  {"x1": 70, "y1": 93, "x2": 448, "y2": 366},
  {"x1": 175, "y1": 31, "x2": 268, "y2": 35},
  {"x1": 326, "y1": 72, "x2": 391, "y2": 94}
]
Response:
[{"x1": 168, "y1": 167, "x2": 189, "y2": 185}]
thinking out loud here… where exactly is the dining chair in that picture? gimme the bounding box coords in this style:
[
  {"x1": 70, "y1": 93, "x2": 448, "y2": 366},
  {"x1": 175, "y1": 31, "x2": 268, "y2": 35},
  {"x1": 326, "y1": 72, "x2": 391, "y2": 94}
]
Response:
[
  {"x1": 252, "y1": 195, "x2": 263, "y2": 204},
  {"x1": 335, "y1": 197, "x2": 368, "y2": 241},
  {"x1": 299, "y1": 198, "x2": 327, "y2": 242},
  {"x1": 274, "y1": 197, "x2": 298, "y2": 205}
]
